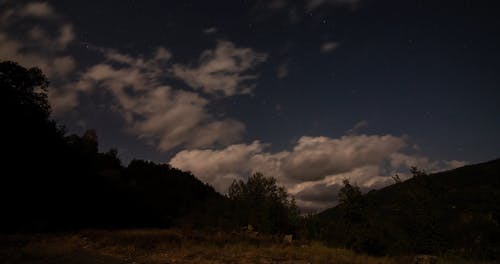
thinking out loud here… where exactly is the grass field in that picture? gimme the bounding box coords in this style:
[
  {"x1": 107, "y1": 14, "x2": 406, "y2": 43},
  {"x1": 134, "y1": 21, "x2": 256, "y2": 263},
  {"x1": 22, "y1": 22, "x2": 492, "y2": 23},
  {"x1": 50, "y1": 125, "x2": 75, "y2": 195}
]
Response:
[{"x1": 0, "y1": 229, "x2": 493, "y2": 264}]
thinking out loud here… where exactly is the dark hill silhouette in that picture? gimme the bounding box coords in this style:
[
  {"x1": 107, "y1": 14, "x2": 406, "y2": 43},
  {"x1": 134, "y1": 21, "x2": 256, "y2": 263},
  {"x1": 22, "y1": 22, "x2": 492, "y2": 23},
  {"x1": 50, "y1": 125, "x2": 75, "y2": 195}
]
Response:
[
  {"x1": 0, "y1": 60, "x2": 227, "y2": 232},
  {"x1": 316, "y1": 159, "x2": 500, "y2": 258}
]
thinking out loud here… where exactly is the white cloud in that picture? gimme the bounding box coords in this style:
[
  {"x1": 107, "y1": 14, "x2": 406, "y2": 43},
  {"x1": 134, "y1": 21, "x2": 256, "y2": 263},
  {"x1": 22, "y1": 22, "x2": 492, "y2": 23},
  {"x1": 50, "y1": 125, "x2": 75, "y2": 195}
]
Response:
[
  {"x1": 172, "y1": 40, "x2": 267, "y2": 96},
  {"x1": 170, "y1": 134, "x2": 406, "y2": 193},
  {"x1": 71, "y1": 48, "x2": 246, "y2": 152},
  {"x1": 320, "y1": 42, "x2": 339, "y2": 53},
  {"x1": 281, "y1": 135, "x2": 407, "y2": 181},
  {"x1": 170, "y1": 141, "x2": 266, "y2": 191},
  {"x1": 170, "y1": 133, "x2": 467, "y2": 212}
]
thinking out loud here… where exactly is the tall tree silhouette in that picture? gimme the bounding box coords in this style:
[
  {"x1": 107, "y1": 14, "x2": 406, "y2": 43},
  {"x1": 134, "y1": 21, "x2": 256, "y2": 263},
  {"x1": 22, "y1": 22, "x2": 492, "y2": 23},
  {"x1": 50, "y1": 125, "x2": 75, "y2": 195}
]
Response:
[
  {"x1": 228, "y1": 172, "x2": 299, "y2": 234},
  {"x1": 323, "y1": 178, "x2": 385, "y2": 255},
  {"x1": 1, "y1": 61, "x2": 68, "y2": 231}
]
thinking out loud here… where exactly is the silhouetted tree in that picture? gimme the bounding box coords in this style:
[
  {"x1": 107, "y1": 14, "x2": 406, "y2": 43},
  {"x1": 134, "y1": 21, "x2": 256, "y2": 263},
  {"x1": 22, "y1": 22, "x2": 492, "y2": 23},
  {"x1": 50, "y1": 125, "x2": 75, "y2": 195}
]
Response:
[
  {"x1": 228, "y1": 172, "x2": 299, "y2": 234},
  {"x1": 1, "y1": 60, "x2": 69, "y2": 231},
  {"x1": 338, "y1": 178, "x2": 362, "y2": 207},
  {"x1": 2, "y1": 61, "x2": 50, "y2": 119},
  {"x1": 392, "y1": 174, "x2": 402, "y2": 183},
  {"x1": 333, "y1": 178, "x2": 385, "y2": 255},
  {"x1": 410, "y1": 166, "x2": 427, "y2": 178}
]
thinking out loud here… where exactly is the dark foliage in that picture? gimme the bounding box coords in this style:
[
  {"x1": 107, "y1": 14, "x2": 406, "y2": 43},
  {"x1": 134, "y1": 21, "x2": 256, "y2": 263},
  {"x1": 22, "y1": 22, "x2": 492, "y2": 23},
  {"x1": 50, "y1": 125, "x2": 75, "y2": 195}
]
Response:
[
  {"x1": 0, "y1": 60, "x2": 226, "y2": 232},
  {"x1": 228, "y1": 172, "x2": 300, "y2": 234},
  {"x1": 316, "y1": 159, "x2": 500, "y2": 259},
  {"x1": 318, "y1": 179, "x2": 386, "y2": 255}
]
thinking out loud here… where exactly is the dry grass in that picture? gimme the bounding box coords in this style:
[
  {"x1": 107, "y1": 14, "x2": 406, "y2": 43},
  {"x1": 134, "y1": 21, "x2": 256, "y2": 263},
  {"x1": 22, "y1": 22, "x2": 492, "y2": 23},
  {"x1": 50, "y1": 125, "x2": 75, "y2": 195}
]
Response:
[{"x1": 0, "y1": 229, "x2": 493, "y2": 264}]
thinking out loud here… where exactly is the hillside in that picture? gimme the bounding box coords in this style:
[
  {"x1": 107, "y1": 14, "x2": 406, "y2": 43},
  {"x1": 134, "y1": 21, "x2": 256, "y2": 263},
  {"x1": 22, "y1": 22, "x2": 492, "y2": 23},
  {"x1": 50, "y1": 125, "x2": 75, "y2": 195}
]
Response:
[
  {"x1": 317, "y1": 159, "x2": 500, "y2": 258},
  {"x1": 1, "y1": 60, "x2": 227, "y2": 232}
]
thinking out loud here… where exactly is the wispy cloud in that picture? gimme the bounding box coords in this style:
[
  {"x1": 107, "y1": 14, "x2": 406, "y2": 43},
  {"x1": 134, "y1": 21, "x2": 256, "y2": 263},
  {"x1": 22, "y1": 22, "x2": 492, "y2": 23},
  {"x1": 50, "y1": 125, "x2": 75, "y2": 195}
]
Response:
[
  {"x1": 19, "y1": 2, "x2": 56, "y2": 18},
  {"x1": 320, "y1": 42, "x2": 339, "y2": 53},
  {"x1": 347, "y1": 120, "x2": 368, "y2": 135},
  {"x1": 0, "y1": 2, "x2": 76, "y2": 78},
  {"x1": 0, "y1": 1, "x2": 78, "y2": 117},
  {"x1": 1, "y1": 2, "x2": 251, "y2": 152},
  {"x1": 203, "y1": 27, "x2": 218, "y2": 34},
  {"x1": 172, "y1": 40, "x2": 268, "y2": 96},
  {"x1": 71, "y1": 47, "x2": 246, "y2": 151}
]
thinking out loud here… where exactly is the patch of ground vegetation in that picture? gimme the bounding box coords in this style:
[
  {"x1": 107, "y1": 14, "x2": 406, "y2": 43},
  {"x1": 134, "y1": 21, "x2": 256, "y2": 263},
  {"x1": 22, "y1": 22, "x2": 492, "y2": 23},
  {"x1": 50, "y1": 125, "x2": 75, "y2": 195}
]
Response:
[{"x1": 0, "y1": 229, "x2": 494, "y2": 264}]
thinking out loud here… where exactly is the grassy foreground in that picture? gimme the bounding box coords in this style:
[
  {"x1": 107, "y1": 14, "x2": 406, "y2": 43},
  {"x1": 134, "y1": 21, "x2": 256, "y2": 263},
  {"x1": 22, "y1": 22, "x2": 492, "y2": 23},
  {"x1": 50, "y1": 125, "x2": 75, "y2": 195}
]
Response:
[{"x1": 0, "y1": 229, "x2": 492, "y2": 264}]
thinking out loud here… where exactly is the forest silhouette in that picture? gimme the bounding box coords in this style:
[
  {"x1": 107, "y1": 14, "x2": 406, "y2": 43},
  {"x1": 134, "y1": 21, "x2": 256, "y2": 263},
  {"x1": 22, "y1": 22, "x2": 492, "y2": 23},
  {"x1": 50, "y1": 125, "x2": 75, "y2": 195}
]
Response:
[{"x1": 1, "y1": 61, "x2": 499, "y2": 260}]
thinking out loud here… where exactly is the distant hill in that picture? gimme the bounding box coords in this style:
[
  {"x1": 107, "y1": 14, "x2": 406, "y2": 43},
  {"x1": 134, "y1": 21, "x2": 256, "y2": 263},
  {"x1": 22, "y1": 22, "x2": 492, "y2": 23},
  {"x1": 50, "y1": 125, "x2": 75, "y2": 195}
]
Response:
[{"x1": 317, "y1": 159, "x2": 500, "y2": 258}]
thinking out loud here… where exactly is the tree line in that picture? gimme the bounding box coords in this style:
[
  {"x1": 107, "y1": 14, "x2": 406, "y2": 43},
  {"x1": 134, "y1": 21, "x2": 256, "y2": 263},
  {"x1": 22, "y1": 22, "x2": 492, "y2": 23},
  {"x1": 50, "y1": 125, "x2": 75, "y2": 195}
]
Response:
[
  {"x1": 0, "y1": 60, "x2": 298, "y2": 234},
  {"x1": 2, "y1": 61, "x2": 499, "y2": 260}
]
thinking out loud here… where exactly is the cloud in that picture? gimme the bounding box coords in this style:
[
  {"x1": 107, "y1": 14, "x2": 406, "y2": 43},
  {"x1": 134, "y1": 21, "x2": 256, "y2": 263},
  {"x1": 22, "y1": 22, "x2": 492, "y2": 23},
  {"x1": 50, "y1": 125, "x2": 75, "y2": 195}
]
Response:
[
  {"x1": 70, "y1": 47, "x2": 246, "y2": 151},
  {"x1": 51, "y1": 55, "x2": 76, "y2": 76},
  {"x1": 172, "y1": 40, "x2": 267, "y2": 96},
  {"x1": 346, "y1": 120, "x2": 368, "y2": 135},
  {"x1": 291, "y1": 165, "x2": 395, "y2": 213},
  {"x1": 281, "y1": 135, "x2": 407, "y2": 181},
  {"x1": 0, "y1": 2, "x2": 78, "y2": 116},
  {"x1": 170, "y1": 140, "x2": 292, "y2": 192},
  {"x1": 446, "y1": 160, "x2": 467, "y2": 169},
  {"x1": 1, "y1": 3, "x2": 249, "y2": 152},
  {"x1": 170, "y1": 134, "x2": 405, "y2": 192},
  {"x1": 170, "y1": 141, "x2": 267, "y2": 191},
  {"x1": 203, "y1": 27, "x2": 218, "y2": 34},
  {"x1": 320, "y1": 42, "x2": 339, "y2": 53},
  {"x1": 0, "y1": 3, "x2": 76, "y2": 74},
  {"x1": 58, "y1": 24, "x2": 75, "y2": 48},
  {"x1": 389, "y1": 153, "x2": 431, "y2": 170},
  {"x1": 170, "y1": 133, "x2": 467, "y2": 212},
  {"x1": 19, "y1": 2, "x2": 55, "y2": 18},
  {"x1": 292, "y1": 181, "x2": 345, "y2": 212}
]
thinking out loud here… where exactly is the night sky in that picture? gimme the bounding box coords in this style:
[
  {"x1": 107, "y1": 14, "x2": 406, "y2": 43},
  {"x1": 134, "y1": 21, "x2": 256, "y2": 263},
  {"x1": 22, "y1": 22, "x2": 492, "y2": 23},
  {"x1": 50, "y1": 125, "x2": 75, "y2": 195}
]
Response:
[{"x1": 2, "y1": 0, "x2": 499, "y2": 212}]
